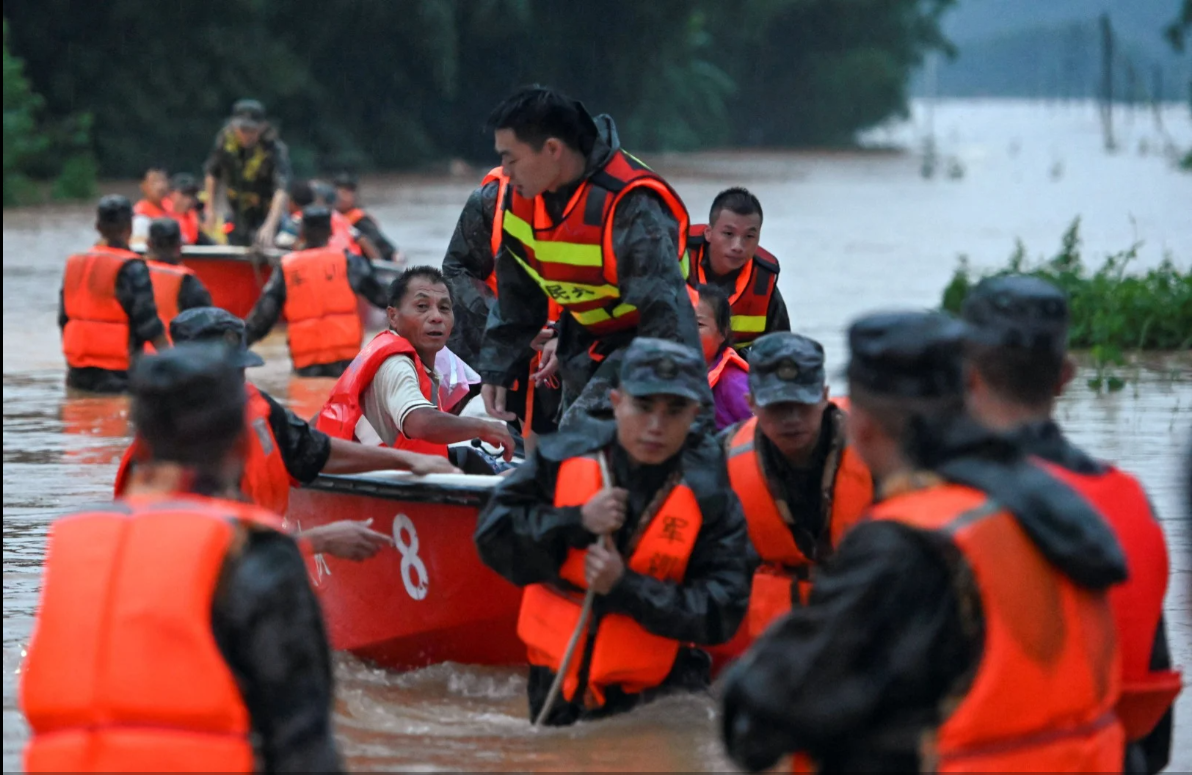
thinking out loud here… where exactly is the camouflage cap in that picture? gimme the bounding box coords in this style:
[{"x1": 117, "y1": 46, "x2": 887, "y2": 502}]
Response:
[
  {"x1": 619, "y1": 337, "x2": 706, "y2": 403},
  {"x1": 961, "y1": 275, "x2": 1069, "y2": 355},
  {"x1": 231, "y1": 98, "x2": 266, "y2": 128},
  {"x1": 168, "y1": 307, "x2": 265, "y2": 368},
  {"x1": 846, "y1": 311, "x2": 966, "y2": 399},
  {"x1": 747, "y1": 333, "x2": 826, "y2": 407}
]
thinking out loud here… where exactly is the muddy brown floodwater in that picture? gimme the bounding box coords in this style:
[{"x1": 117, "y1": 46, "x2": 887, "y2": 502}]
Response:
[{"x1": 4, "y1": 100, "x2": 1191, "y2": 771}]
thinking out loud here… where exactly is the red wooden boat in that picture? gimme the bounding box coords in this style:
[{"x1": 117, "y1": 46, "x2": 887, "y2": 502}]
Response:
[
  {"x1": 137, "y1": 245, "x2": 400, "y2": 326},
  {"x1": 286, "y1": 471, "x2": 525, "y2": 670}
]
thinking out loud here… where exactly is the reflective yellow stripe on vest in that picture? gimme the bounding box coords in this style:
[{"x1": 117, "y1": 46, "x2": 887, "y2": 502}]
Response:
[
  {"x1": 731, "y1": 315, "x2": 767, "y2": 334},
  {"x1": 503, "y1": 211, "x2": 603, "y2": 267},
  {"x1": 502, "y1": 210, "x2": 639, "y2": 327}
]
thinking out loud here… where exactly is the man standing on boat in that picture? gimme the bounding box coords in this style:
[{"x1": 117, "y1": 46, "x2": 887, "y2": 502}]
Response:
[
  {"x1": 442, "y1": 165, "x2": 563, "y2": 446},
  {"x1": 244, "y1": 206, "x2": 388, "y2": 377},
  {"x1": 58, "y1": 195, "x2": 169, "y2": 394},
  {"x1": 961, "y1": 276, "x2": 1180, "y2": 774},
  {"x1": 721, "y1": 311, "x2": 1127, "y2": 772},
  {"x1": 114, "y1": 307, "x2": 459, "y2": 561},
  {"x1": 475, "y1": 338, "x2": 752, "y2": 726},
  {"x1": 142, "y1": 218, "x2": 213, "y2": 335},
  {"x1": 317, "y1": 266, "x2": 516, "y2": 471},
  {"x1": 686, "y1": 188, "x2": 790, "y2": 352},
  {"x1": 475, "y1": 86, "x2": 706, "y2": 432},
  {"x1": 202, "y1": 99, "x2": 291, "y2": 249},
  {"x1": 712, "y1": 332, "x2": 872, "y2": 667},
  {"x1": 22, "y1": 343, "x2": 343, "y2": 772}
]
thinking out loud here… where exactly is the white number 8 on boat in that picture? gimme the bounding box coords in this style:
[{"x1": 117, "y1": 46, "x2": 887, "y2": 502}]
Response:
[{"x1": 392, "y1": 513, "x2": 429, "y2": 600}]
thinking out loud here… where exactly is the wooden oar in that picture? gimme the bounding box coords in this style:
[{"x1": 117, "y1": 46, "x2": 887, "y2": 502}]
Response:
[{"x1": 533, "y1": 449, "x2": 614, "y2": 727}]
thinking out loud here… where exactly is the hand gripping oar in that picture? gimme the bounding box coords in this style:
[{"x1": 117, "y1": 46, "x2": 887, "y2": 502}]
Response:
[{"x1": 533, "y1": 450, "x2": 614, "y2": 727}]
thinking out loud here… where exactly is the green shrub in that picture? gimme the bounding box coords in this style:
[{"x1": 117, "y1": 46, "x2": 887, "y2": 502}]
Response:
[{"x1": 941, "y1": 219, "x2": 1192, "y2": 390}]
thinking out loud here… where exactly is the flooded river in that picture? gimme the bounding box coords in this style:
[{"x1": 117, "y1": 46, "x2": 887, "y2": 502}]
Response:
[{"x1": 4, "y1": 100, "x2": 1191, "y2": 770}]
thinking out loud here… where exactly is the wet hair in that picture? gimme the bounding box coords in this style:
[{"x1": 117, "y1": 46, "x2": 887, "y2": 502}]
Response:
[
  {"x1": 695, "y1": 283, "x2": 733, "y2": 347},
  {"x1": 141, "y1": 165, "x2": 168, "y2": 181},
  {"x1": 147, "y1": 218, "x2": 182, "y2": 254},
  {"x1": 388, "y1": 266, "x2": 450, "y2": 308},
  {"x1": 849, "y1": 383, "x2": 965, "y2": 459},
  {"x1": 288, "y1": 179, "x2": 315, "y2": 207},
  {"x1": 486, "y1": 85, "x2": 595, "y2": 153},
  {"x1": 965, "y1": 341, "x2": 1064, "y2": 408},
  {"x1": 130, "y1": 343, "x2": 246, "y2": 469},
  {"x1": 709, "y1": 187, "x2": 763, "y2": 228}
]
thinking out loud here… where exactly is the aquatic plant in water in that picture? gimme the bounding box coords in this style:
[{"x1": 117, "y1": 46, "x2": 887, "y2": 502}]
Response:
[{"x1": 941, "y1": 219, "x2": 1192, "y2": 391}]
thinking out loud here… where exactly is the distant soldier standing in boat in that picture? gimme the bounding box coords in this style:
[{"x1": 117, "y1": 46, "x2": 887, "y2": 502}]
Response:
[
  {"x1": 58, "y1": 195, "x2": 169, "y2": 394},
  {"x1": 22, "y1": 344, "x2": 343, "y2": 772},
  {"x1": 203, "y1": 99, "x2": 291, "y2": 248},
  {"x1": 244, "y1": 206, "x2": 388, "y2": 377},
  {"x1": 113, "y1": 307, "x2": 459, "y2": 561},
  {"x1": 685, "y1": 188, "x2": 790, "y2": 352},
  {"x1": 475, "y1": 338, "x2": 753, "y2": 726},
  {"x1": 475, "y1": 86, "x2": 707, "y2": 432},
  {"x1": 961, "y1": 276, "x2": 1181, "y2": 774}
]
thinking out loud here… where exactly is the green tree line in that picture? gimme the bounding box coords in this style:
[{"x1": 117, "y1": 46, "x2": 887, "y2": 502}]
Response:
[{"x1": 4, "y1": 0, "x2": 954, "y2": 193}]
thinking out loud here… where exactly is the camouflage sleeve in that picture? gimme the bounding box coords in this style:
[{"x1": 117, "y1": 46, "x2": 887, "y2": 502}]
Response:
[
  {"x1": 244, "y1": 267, "x2": 287, "y2": 345},
  {"x1": 203, "y1": 129, "x2": 227, "y2": 180},
  {"x1": 766, "y1": 284, "x2": 792, "y2": 334},
  {"x1": 475, "y1": 200, "x2": 547, "y2": 386},
  {"x1": 178, "y1": 274, "x2": 214, "y2": 312},
  {"x1": 270, "y1": 139, "x2": 292, "y2": 192},
  {"x1": 346, "y1": 252, "x2": 388, "y2": 309},
  {"x1": 262, "y1": 391, "x2": 332, "y2": 483},
  {"x1": 443, "y1": 181, "x2": 500, "y2": 366},
  {"x1": 114, "y1": 259, "x2": 165, "y2": 344},
  {"x1": 610, "y1": 189, "x2": 703, "y2": 355}
]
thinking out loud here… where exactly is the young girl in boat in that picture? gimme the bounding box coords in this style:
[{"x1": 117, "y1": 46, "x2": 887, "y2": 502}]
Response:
[{"x1": 694, "y1": 284, "x2": 752, "y2": 430}]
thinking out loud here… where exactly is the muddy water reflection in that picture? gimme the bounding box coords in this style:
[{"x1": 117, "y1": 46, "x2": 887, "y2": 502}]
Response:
[{"x1": 4, "y1": 100, "x2": 1190, "y2": 771}]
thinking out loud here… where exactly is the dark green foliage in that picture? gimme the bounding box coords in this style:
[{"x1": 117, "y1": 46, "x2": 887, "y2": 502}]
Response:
[
  {"x1": 4, "y1": 18, "x2": 95, "y2": 204},
  {"x1": 3, "y1": 0, "x2": 954, "y2": 180},
  {"x1": 942, "y1": 219, "x2": 1192, "y2": 390}
]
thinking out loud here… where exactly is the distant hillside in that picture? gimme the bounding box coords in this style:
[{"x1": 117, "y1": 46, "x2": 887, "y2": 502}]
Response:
[{"x1": 915, "y1": 0, "x2": 1191, "y2": 100}]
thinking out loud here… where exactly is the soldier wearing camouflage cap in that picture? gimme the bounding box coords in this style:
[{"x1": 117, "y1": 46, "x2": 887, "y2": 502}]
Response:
[
  {"x1": 59, "y1": 195, "x2": 170, "y2": 393},
  {"x1": 723, "y1": 310, "x2": 1127, "y2": 773},
  {"x1": 114, "y1": 307, "x2": 458, "y2": 562},
  {"x1": 476, "y1": 337, "x2": 752, "y2": 727},
  {"x1": 708, "y1": 332, "x2": 873, "y2": 670},
  {"x1": 963, "y1": 275, "x2": 1178, "y2": 770}
]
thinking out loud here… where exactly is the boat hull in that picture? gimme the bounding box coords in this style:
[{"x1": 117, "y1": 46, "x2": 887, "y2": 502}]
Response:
[
  {"x1": 286, "y1": 472, "x2": 525, "y2": 670},
  {"x1": 182, "y1": 254, "x2": 270, "y2": 318}
]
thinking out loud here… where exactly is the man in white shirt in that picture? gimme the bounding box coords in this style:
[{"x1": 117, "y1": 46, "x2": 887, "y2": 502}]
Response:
[{"x1": 318, "y1": 266, "x2": 515, "y2": 466}]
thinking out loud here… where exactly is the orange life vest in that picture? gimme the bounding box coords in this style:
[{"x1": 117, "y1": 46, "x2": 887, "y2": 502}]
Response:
[
  {"x1": 726, "y1": 409, "x2": 872, "y2": 639},
  {"x1": 113, "y1": 384, "x2": 293, "y2": 516},
  {"x1": 517, "y1": 455, "x2": 703, "y2": 708},
  {"x1": 500, "y1": 150, "x2": 690, "y2": 336},
  {"x1": 175, "y1": 209, "x2": 200, "y2": 245},
  {"x1": 20, "y1": 494, "x2": 285, "y2": 773},
  {"x1": 1040, "y1": 461, "x2": 1182, "y2": 741},
  {"x1": 315, "y1": 330, "x2": 449, "y2": 457},
  {"x1": 342, "y1": 207, "x2": 367, "y2": 226},
  {"x1": 866, "y1": 482, "x2": 1124, "y2": 772},
  {"x1": 133, "y1": 199, "x2": 172, "y2": 220},
  {"x1": 481, "y1": 167, "x2": 510, "y2": 296},
  {"x1": 144, "y1": 259, "x2": 196, "y2": 342},
  {"x1": 280, "y1": 246, "x2": 364, "y2": 369},
  {"x1": 707, "y1": 347, "x2": 749, "y2": 388},
  {"x1": 329, "y1": 210, "x2": 363, "y2": 255},
  {"x1": 61, "y1": 246, "x2": 143, "y2": 371},
  {"x1": 687, "y1": 223, "x2": 779, "y2": 349}
]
